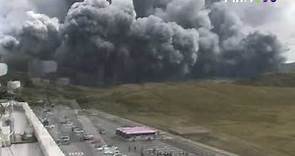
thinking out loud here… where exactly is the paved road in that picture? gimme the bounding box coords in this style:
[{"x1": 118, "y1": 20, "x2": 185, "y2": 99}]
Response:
[
  {"x1": 84, "y1": 110, "x2": 236, "y2": 156},
  {"x1": 84, "y1": 111, "x2": 197, "y2": 156},
  {"x1": 33, "y1": 105, "x2": 105, "y2": 156},
  {"x1": 78, "y1": 115, "x2": 106, "y2": 145},
  {"x1": 33, "y1": 102, "x2": 236, "y2": 156}
]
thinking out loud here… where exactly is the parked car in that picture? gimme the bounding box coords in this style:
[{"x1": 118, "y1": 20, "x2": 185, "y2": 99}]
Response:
[
  {"x1": 41, "y1": 118, "x2": 49, "y2": 126},
  {"x1": 45, "y1": 124, "x2": 55, "y2": 129},
  {"x1": 112, "y1": 146, "x2": 119, "y2": 150},
  {"x1": 72, "y1": 127, "x2": 84, "y2": 134},
  {"x1": 113, "y1": 153, "x2": 122, "y2": 156},
  {"x1": 99, "y1": 129, "x2": 106, "y2": 134},
  {"x1": 57, "y1": 136, "x2": 70, "y2": 145},
  {"x1": 90, "y1": 139, "x2": 101, "y2": 144},
  {"x1": 83, "y1": 134, "x2": 94, "y2": 140},
  {"x1": 104, "y1": 149, "x2": 114, "y2": 155},
  {"x1": 96, "y1": 145, "x2": 107, "y2": 151},
  {"x1": 64, "y1": 121, "x2": 73, "y2": 127}
]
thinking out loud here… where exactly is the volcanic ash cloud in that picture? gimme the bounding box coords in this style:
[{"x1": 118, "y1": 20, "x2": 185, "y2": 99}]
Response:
[{"x1": 0, "y1": 0, "x2": 286, "y2": 84}]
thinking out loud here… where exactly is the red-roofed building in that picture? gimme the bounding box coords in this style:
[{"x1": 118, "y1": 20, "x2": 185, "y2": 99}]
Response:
[{"x1": 116, "y1": 126, "x2": 157, "y2": 140}]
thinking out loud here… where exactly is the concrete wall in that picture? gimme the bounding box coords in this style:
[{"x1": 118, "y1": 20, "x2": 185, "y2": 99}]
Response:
[{"x1": 21, "y1": 102, "x2": 65, "y2": 156}]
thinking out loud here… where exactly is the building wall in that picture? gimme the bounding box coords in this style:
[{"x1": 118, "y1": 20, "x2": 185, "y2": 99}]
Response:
[{"x1": 116, "y1": 130, "x2": 156, "y2": 140}]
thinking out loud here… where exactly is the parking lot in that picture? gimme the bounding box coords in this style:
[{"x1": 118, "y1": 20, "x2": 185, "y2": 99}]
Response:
[
  {"x1": 83, "y1": 110, "x2": 197, "y2": 156},
  {"x1": 33, "y1": 104, "x2": 106, "y2": 156},
  {"x1": 33, "y1": 102, "x2": 220, "y2": 156}
]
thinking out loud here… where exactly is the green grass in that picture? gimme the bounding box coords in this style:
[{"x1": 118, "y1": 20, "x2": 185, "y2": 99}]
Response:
[
  {"x1": 16, "y1": 72, "x2": 295, "y2": 156},
  {"x1": 238, "y1": 72, "x2": 295, "y2": 87},
  {"x1": 44, "y1": 81, "x2": 295, "y2": 156}
]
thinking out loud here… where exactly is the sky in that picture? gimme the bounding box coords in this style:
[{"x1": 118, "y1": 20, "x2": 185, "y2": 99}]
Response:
[{"x1": 225, "y1": 0, "x2": 295, "y2": 63}]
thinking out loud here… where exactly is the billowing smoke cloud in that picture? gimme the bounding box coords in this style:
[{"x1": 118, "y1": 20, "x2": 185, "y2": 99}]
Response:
[
  {"x1": 18, "y1": 11, "x2": 61, "y2": 59},
  {"x1": 0, "y1": 0, "x2": 33, "y2": 34},
  {"x1": 196, "y1": 2, "x2": 284, "y2": 77},
  {"x1": 0, "y1": 35, "x2": 19, "y2": 50},
  {"x1": 0, "y1": 0, "x2": 286, "y2": 84},
  {"x1": 0, "y1": 35, "x2": 19, "y2": 57},
  {"x1": 131, "y1": 0, "x2": 285, "y2": 78},
  {"x1": 0, "y1": 11, "x2": 61, "y2": 59},
  {"x1": 128, "y1": 16, "x2": 199, "y2": 81},
  {"x1": 58, "y1": 0, "x2": 199, "y2": 82},
  {"x1": 57, "y1": 0, "x2": 135, "y2": 82},
  {"x1": 0, "y1": 0, "x2": 71, "y2": 58}
]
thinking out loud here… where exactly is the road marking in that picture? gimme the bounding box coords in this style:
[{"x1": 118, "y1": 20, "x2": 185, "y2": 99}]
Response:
[{"x1": 68, "y1": 152, "x2": 84, "y2": 156}]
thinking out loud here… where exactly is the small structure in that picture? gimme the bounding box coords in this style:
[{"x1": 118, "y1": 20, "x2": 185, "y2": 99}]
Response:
[
  {"x1": 171, "y1": 126, "x2": 210, "y2": 136},
  {"x1": 7, "y1": 81, "x2": 21, "y2": 90},
  {"x1": 116, "y1": 126, "x2": 157, "y2": 140},
  {"x1": 30, "y1": 78, "x2": 50, "y2": 86},
  {"x1": 56, "y1": 77, "x2": 71, "y2": 86},
  {"x1": 28, "y1": 59, "x2": 58, "y2": 78},
  {"x1": 0, "y1": 63, "x2": 8, "y2": 76},
  {"x1": 7, "y1": 81, "x2": 21, "y2": 94}
]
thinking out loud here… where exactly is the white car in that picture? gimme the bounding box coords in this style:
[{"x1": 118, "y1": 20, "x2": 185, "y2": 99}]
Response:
[
  {"x1": 112, "y1": 146, "x2": 119, "y2": 150},
  {"x1": 96, "y1": 147, "x2": 104, "y2": 151},
  {"x1": 73, "y1": 127, "x2": 84, "y2": 134},
  {"x1": 57, "y1": 136, "x2": 71, "y2": 145},
  {"x1": 45, "y1": 124, "x2": 55, "y2": 129},
  {"x1": 83, "y1": 134, "x2": 94, "y2": 140},
  {"x1": 104, "y1": 149, "x2": 114, "y2": 155},
  {"x1": 96, "y1": 145, "x2": 107, "y2": 151},
  {"x1": 65, "y1": 121, "x2": 73, "y2": 127}
]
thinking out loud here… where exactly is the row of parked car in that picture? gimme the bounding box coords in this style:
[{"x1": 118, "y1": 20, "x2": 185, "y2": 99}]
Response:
[
  {"x1": 41, "y1": 111, "x2": 95, "y2": 145},
  {"x1": 96, "y1": 145, "x2": 126, "y2": 156},
  {"x1": 56, "y1": 122, "x2": 95, "y2": 145},
  {"x1": 40, "y1": 107, "x2": 126, "y2": 156}
]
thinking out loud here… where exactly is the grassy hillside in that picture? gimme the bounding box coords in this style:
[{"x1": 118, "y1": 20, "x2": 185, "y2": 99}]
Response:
[
  {"x1": 14, "y1": 72, "x2": 295, "y2": 156},
  {"x1": 43, "y1": 81, "x2": 295, "y2": 156},
  {"x1": 238, "y1": 72, "x2": 295, "y2": 87},
  {"x1": 279, "y1": 63, "x2": 295, "y2": 73}
]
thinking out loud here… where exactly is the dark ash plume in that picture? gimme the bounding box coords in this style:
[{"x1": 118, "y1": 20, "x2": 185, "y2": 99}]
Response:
[
  {"x1": 58, "y1": 0, "x2": 134, "y2": 83},
  {"x1": 128, "y1": 15, "x2": 199, "y2": 81},
  {"x1": 58, "y1": 0, "x2": 199, "y2": 83},
  {"x1": 217, "y1": 32, "x2": 285, "y2": 77},
  {"x1": 0, "y1": 0, "x2": 286, "y2": 85},
  {"x1": 132, "y1": 0, "x2": 285, "y2": 78}
]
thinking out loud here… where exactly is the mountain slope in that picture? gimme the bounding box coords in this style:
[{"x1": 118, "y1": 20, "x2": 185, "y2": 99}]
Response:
[{"x1": 58, "y1": 81, "x2": 295, "y2": 156}]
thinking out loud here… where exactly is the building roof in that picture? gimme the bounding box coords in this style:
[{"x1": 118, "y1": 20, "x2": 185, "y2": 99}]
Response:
[{"x1": 116, "y1": 126, "x2": 157, "y2": 135}]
